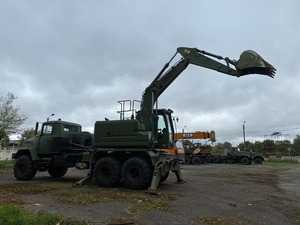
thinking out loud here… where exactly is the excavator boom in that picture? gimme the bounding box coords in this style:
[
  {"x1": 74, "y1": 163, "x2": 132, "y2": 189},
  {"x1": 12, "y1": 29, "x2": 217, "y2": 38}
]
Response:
[{"x1": 141, "y1": 47, "x2": 276, "y2": 115}]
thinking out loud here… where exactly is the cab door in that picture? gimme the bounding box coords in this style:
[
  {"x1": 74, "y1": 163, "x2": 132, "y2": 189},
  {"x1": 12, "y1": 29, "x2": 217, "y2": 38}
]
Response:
[
  {"x1": 156, "y1": 110, "x2": 175, "y2": 149},
  {"x1": 37, "y1": 123, "x2": 56, "y2": 155}
]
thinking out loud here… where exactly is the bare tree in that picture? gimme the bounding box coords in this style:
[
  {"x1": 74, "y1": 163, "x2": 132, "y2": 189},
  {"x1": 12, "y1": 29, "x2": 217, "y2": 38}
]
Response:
[{"x1": 0, "y1": 92, "x2": 28, "y2": 142}]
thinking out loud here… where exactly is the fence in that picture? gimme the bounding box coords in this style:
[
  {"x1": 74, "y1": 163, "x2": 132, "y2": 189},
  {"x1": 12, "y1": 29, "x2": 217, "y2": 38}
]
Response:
[{"x1": 0, "y1": 148, "x2": 17, "y2": 160}]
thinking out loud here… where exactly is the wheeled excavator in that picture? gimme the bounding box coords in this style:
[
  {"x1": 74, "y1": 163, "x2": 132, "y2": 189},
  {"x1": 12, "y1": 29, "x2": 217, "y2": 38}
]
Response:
[
  {"x1": 13, "y1": 46, "x2": 276, "y2": 194},
  {"x1": 77, "y1": 47, "x2": 275, "y2": 193}
]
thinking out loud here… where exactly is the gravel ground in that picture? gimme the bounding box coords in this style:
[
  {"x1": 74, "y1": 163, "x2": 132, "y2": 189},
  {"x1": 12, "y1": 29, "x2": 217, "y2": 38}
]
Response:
[{"x1": 1, "y1": 163, "x2": 300, "y2": 225}]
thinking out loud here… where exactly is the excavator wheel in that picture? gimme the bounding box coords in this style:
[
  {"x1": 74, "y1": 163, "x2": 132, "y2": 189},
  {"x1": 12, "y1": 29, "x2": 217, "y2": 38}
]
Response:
[
  {"x1": 121, "y1": 157, "x2": 153, "y2": 190},
  {"x1": 94, "y1": 157, "x2": 122, "y2": 187}
]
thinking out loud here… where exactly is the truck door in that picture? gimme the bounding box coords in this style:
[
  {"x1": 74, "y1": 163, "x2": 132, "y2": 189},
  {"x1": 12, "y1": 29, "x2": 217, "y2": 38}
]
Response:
[{"x1": 37, "y1": 123, "x2": 56, "y2": 155}]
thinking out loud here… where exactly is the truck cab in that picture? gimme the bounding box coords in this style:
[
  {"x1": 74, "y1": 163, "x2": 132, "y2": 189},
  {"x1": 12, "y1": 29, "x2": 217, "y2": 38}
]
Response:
[{"x1": 13, "y1": 120, "x2": 92, "y2": 181}]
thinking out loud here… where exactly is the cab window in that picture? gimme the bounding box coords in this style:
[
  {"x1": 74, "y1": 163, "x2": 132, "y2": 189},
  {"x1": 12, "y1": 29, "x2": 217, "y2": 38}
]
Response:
[
  {"x1": 42, "y1": 124, "x2": 53, "y2": 135},
  {"x1": 63, "y1": 124, "x2": 78, "y2": 132}
]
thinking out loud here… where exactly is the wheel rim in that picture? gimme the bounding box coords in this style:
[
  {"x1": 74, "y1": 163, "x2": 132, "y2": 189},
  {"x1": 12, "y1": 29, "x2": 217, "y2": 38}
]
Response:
[
  {"x1": 101, "y1": 167, "x2": 110, "y2": 178},
  {"x1": 18, "y1": 163, "x2": 26, "y2": 173},
  {"x1": 127, "y1": 167, "x2": 140, "y2": 181}
]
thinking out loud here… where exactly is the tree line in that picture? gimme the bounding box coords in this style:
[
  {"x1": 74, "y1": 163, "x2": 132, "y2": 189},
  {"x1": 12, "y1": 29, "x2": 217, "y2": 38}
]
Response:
[{"x1": 215, "y1": 137, "x2": 300, "y2": 156}]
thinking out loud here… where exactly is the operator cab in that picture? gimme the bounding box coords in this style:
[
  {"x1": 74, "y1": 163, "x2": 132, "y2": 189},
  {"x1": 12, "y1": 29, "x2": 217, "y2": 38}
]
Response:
[{"x1": 155, "y1": 109, "x2": 175, "y2": 149}]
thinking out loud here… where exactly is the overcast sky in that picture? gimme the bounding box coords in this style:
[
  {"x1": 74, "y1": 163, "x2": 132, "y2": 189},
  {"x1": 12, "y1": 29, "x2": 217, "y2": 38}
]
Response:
[{"x1": 1, "y1": 1, "x2": 299, "y2": 146}]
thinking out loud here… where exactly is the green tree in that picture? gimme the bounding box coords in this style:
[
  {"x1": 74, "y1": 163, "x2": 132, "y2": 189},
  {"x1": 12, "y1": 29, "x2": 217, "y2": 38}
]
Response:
[
  {"x1": 263, "y1": 139, "x2": 275, "y2": 153},
  {"x1": 216, "y1": 141, "x2": 232, "y2": 150},
  {"x1": 292, "y1": 135, "x2": 300, "y2": 155},
  {"x1": 253, "y1": 141, "x2": 264, "y2": 153},
  {"x1": 0, "y1": 92, "x2": 27, "y2": 143},
  {"x1": 18, "y1": 128, "x2": 36, "y2": 146}
]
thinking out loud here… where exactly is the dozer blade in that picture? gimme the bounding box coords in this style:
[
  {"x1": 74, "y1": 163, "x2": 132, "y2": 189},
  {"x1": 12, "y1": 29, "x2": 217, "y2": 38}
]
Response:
[{"x1": 236, "y1": 50, "x2": 276, "y2": 78}]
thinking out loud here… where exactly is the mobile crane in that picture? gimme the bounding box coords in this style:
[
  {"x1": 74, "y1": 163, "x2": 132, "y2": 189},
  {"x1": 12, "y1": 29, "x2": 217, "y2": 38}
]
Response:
[
  {"x1": 175, "y1": 131, "x2": 216, "y2": 164},
  {"x1": 13, "y1": 47, "x2": 276, "y2": 193}
]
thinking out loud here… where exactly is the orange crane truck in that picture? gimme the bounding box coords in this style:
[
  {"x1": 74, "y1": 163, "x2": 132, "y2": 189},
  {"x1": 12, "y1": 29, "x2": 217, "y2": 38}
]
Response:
[{"x1": 175, "y1": 131, "x2": 216, "y2": 164}]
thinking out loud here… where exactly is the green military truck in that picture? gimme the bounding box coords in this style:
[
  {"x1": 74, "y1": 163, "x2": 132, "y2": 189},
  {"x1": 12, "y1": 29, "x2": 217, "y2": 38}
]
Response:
[
  {"x1": 13, "y1": 120, "x2": 92, "y2": 180},
  {"x1": 211, "y1": 147, "x2": 264, "y2": 165}
]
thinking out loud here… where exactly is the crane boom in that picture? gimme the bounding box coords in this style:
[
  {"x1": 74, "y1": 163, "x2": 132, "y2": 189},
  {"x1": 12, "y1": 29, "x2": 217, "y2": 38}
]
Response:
[{"x1": 175, "y1": 130, "x2": 216, "y2": 142}]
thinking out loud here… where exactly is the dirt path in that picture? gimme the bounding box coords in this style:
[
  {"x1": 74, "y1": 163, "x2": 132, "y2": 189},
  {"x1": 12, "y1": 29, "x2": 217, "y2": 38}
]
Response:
[{"x1": 1, "y1": 163, "x2": 300, "y2": 225}]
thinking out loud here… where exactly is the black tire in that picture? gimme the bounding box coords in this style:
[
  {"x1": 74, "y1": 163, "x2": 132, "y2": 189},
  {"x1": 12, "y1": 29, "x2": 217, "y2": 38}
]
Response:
[
  {"x1": 48, "y1": 165, "x2": 68, "y2": 178},
  {"x1": 160, "y1": 171, "x2": 169, "y2": 183},
  {"x1": 14, "y1": 155, "x2": 37, "y2": 181},
  {"x1": 205, "y1": 156, "x2": 212, "y2": 163},
  {"x1": 94, "y1": 157, "x2": 121, "y2": 187},
  {"x1": 254, "y1": 157, "x2": 263, "y2": 164},
  {"x1": 226, "y1": 158, "x2": 235, "y2": 164},
  {"x1": 122, "y1": 157, "x2": 153, "y2": 190},
  {"x1": 185, "y1": 156, "x2": 191, "y2": 165},
  {"x1": 212, "y1": 156, "x2": 220, "y2": 163},
  {"x1": 241, "y1": 157, "x2": 251, "y2": 165},
  {"x1": 73, "y1": 131, "x2": 93, "y2": 147},
  {"x1": 191, "y1": 157, "x2": 202, "y2": 165}
]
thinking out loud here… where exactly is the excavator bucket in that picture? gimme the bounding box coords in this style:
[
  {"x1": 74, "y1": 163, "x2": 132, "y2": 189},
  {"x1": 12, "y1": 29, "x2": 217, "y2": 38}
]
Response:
[{"x1": 235, "y1": 50, "x2": 276, "y2": 78}]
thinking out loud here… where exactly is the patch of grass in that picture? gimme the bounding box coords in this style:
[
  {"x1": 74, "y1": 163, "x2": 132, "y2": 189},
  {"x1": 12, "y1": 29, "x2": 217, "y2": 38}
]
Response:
[
  {"x1": 194, "y1": 216, "x2": 248, "y2": 225},
  {"x1": 105, "y1": 217, "x2": 143, "y2": 225},
  {"x1": 0, "y1": 159, "x2": 14, "y2": 171},
  {"x1": 0, "y1": 205, "x2": 88, "y2": 225},
  {"x1": 265, "y1": 158, "x2": 299, "y2": 164},
  {"x1": 127, "y1": 191, "x2": 181, "y2": 214},
  {"x1": 0, "y1": 181, "x2": 180, "y2": 213}
]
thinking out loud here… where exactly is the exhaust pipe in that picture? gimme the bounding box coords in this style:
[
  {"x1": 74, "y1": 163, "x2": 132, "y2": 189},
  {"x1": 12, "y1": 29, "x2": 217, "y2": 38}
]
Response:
[{"x1": 236, "y1": 50, "x2": 276, "y2": 78}]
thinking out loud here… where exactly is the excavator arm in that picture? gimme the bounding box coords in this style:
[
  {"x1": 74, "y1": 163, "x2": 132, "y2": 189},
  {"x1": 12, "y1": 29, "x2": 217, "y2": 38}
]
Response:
[{"x1": 140, "y1": 47, "x2": 276, "y2": 116}]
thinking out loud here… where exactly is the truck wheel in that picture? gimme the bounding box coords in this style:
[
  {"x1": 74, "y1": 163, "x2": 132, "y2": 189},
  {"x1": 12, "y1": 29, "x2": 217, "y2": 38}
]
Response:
[
  {"x1": 212, "y1": 156, "x2": 220, "y2": 163},
  {"x1": 241, "y1": 157, "x2": 251, "y2": 165},
  {"x1": 205, "y1": 156, "x2": 212, "y2": 163},
  {"x1": 254, "y1": 157, "x2": 263, "y2": 164},
  {"x1": 122, "y1": 157, "x2": 153, "y2": 190},
  {"x1": 94, "y1": 157, "x2": 121, "y2": 187},
  {"x1": 184, "y1": 157, "x2": 191, "y2": 165},
  {"x1": 48, "y1": 166, "x2": 68, "y2": 178},
  {"x1": 226, "y1": 158, "x2": 235, "y2": 164},
  {"x1": 191, "y1": 157, "x2": 201, "y2": 165},
  {"x1": 14, "y1": 155, "x2": 37, "y2": 181},
  {"x1": 73, "y1": 131, "x2": 93, "y2": 147}
]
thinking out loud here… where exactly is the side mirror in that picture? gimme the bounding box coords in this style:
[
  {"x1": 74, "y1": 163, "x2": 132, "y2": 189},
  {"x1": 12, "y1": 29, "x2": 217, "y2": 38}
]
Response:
[
  {"x1": 34, "y1": 122, "x2": 39, "y2": 135},
  {"x1": 236, "y1": 50, "x2": 276, "y2": 78}
]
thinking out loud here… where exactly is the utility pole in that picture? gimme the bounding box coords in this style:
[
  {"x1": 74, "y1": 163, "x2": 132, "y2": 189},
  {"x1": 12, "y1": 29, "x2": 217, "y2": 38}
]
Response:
[{"x1": 243, "y1": 121, "x2": 246, "y2": 149}]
